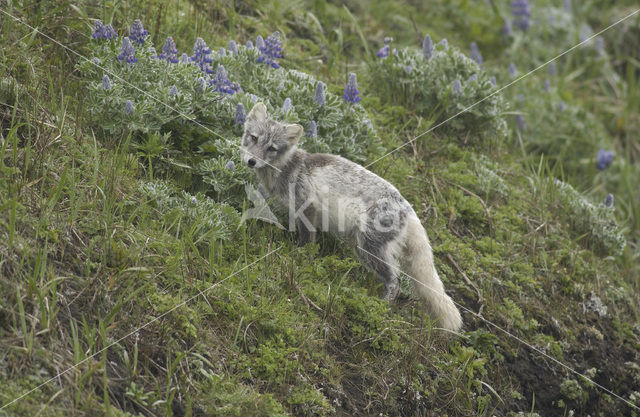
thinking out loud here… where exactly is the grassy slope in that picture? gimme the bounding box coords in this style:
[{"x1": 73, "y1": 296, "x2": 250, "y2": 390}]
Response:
[{"x1": 1, "y1": 1, "x2": 639, "y2": 416}]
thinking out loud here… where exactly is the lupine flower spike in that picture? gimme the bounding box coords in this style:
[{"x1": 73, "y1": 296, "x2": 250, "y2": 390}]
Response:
[
  {"x1": 256, "y1": 35, "x2": 265, "y2": 50},
  {"x1": 180, "y1": 53, "x2": 190, "y2": 64},
  {"x1": 245, "y1": 40, "x2": 254, "y2": 49},
  {"x1": 604, "y1": 194, "x2": 614, "y2": 208},
  {"x1": 196, "y1": 77, "x2": 207, "y2": 93},
  {"x1": 234, "y1": 103, "x2": 246, "y2": 125},
  {"x1": 343, "y1": 73, "x2": 362, "y2": 104},
  {"x1": 210, "y1": 65, "x2": 240, "y2": 94},
  {"x1": 257, "y1": 31, "x2": 283, "y2": 68},
  {"x1": 148, "y1": 47, "x2": 158, "y2": 59},
  {"x1": 470, "y1": 42, "x2": 483, "y2": 65},
  {"x1": 92, "y1": 20, "x2": 118, "y2": 40},
  {"x1": 543, "y1": 79, "x2": 550, "y2": 92},
  {"x1": 422, "y1": 34, "x2": 433, "y2": 60},
  {"x1": 228, "y1": 40, "x2": 238, "y2": 54},
  {"x1": 596, "y1": 149, "x2": 614, "y2": 170},
  {"x1": 508, "y1": 63, "x2": 517, "y2": 77},
  {"x1": 314, "y1": 81, "x2": 325, "y2": 106},
  {"x1": 159, "y1": 37, "x2": 179, "y2": 63},
  {"x1": 128, "y1": 20, "x2": 148, "y2": 45},
  {"x1": 440, "y1": 38, "x2": 448, "y2": 50},
  {"x1": 282, "y1": 98, "x2": 292, "y2": 113},
  {"x1": 516, "y1": 114, "x2": 526, "y2": 131},
  {"x1": 125, "y1": 100, "x2": 135, "y2": 115},
  {"x1": 548, "y1": 61, "x2": 556, "y2": 76},
  {"x1": 511, "y1": 0, "x2": 531, "y2": 31},
  {"x1": 490, "y1": 76, "x2": 497, "y2": 87},
  {"x1": 191, "y1": 38, "x2": 213, "y2": 73},
  {"x1": 307, "y1": 121, "x2": 317, "y2": 138},
  {"x1": 118, "y1": 38, "x2": 138, "y2": 63},
  {"x1": 225, "y1": 160, "x2": 236, "y2": 171},
  {"x1": 101, "y1": 74, "x2": 112, "y2": 90},
  {"x1": 452, "y1": 79, "x2": 462, "y2": 95},
  {"x1": 219, "y1": 48, "x2": 227, "y2": 57},
  {"x1": 169, "y1": 85, "x2": 179, "y2": 97},
  {"x1": 502, "y1": 19, "x2": 513, "y2": 36}
]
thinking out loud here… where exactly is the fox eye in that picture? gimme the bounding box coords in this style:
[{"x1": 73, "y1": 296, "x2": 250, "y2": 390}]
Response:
[
  {"x1": 267, "y1": 146, "x2": 277, "y2": 152},
  {"x1": 249, "y1": 134, "x2": 258, "y2": 143}
]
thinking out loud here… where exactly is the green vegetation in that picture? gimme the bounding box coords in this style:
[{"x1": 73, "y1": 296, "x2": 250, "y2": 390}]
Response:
[{"x1": 1, "y1": 1, "x2": 639, "y2": 416}]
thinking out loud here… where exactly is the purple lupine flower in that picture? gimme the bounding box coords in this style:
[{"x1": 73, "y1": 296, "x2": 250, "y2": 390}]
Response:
[
  {"x1": 117, "y1": 37, "x2": 138, "y2": 63},
  {"x1": 169, "y1": 85, "x2": 179, "y2": 97},
  {"x1": 225, "y1": 160, "x2": 235, "y2": 171},
  {"x1": 469, "y1": 73, "x2": 478, "y2": 83},
  {"x1": 159, "y1": 37, "x2": 179, "y2": 63},
  {"x1": 256, "y1": 35, "x2": 265, "y2": 50},
  {"x1": 596, "y1": 149, "x2": 614, "y2": 170},
  {"x1": 511, "y1": 0, "x2": 531, "y2": 31},
  {"x1": 282, "y1": 98, "x2": 292, "y2": 113},
  {"x1": 128, "y1": 20, "x2": 148, "y2": 45},
  {"x1": 548, "y1": 61, "x2": 556, "y2": 76},
  {"x1": 502, "y1": 19, "x2": 513, "y2": 36},
  {"x1": 234, "y1": 102, "x2": 246, "y2": 125},
  {"x1": 490, "y1": 76, "x2": 497, "y2": 86},
  {"x1": 422, "y1": 34, "x2": 433, "y2": 60},
  {"x1": 557, "y1": 101, "x2": 565, "y2": 112},
  {"x1": 515, "y1": 114, "x2": 526, "y2": 131},
  {"x1": 257, "y1": 31, "x2": 283, "y2": 69},
  {"x1": 342, "y1": 73, "x2": 361, "y2": 104},
  {"x1": 307, "y1": 120, "x2": 317, "y2": 138},
  {"x1": 245, "y1": 40, "x2": 254, "y2": 49},
  {"x1": 92, "y1": 20, "x2": 105, "y2": 39},
  {"x1": 191, "y1": 38, "x2": 214, "y2": 73},
  {"x1": 543, "y1": 79, "x2": 550, "y2": 92},
  {"x1": 180, "y1": 53, "x2": 190, "y2": 64},
  {"x1": 196, "y1": 77, "x2": 207, "y2": 93},
  {"x1": 470, "y1": 42, "x2": 483, "y2": 65},
  {"x1": 604, "y1": 194, "x2": 614, "y2": 207},
  {"x1": 452, "y1": 79, "x2": 462, "y2": 95},
  {"x1": 148, "y1": 46, "x2": 158, "y2": 59},
  {"x1": 508, "y1": 62, "x2": 517, "y2": 77},
  {"x1": 314, "y1": 81, "x2": 325, "y2": 106},
  {"x1": 103, "y1": 24, "x2": 117, "y2": 40},
  {"x1": 228, "y1": 40, "x2": 238, "y2": 54},
  {"x1": 517, "y1": 93, "x2": 525, "y2": 103},
  {"x1": 250, "y1": 94, "x2": 259, "y2": 102},
  {"x1": 376, "y1": 44, "x2": 390, "y2": 58},
  {"x1": 101, "y1": 74, "x2": 112, "y2": 90},
  {"x1": 440, "y1": 38, "x2": 448, "y2": 50},
  {"x1": 125, "y1": 100, "x2": 135, "y2": 115},
  {"x1": 210, "y1": 65, "x2": 240, "y2": 94},
  {"x1": 219, "y1": 47, "x2": 227, "y2": 57},
  {"x1": 564, "y1": 0, "x2": 572, "y2": 12}
]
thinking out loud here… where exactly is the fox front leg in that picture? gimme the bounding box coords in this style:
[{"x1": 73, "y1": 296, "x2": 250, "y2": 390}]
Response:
[{"x1": 296, "y1": 205, "x2": 317, "y2": 246}]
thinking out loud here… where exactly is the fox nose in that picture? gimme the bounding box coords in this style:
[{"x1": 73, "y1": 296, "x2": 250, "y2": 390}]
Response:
[{"x1": 247, "y1": 158, "x2": 256, "y2": 167}]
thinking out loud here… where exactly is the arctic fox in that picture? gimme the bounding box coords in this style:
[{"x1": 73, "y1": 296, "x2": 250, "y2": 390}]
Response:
[{"x1": 240, "y1": 102, "x2": 462, "y2": 332}]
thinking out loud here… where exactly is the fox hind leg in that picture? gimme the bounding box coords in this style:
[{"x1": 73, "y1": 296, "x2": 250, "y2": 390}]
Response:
[{"x1": 357, "y1": 236, "x2": 400, "y2": 301}]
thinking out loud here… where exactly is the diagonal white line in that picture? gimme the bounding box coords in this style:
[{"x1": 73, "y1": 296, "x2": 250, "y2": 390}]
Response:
[
  {"x1": 365, "y1": 8, "x2": 640, "y2": 169},
  {"x1": 356, "y1": 244, "x2": 640, "y2": 411},
  {"x1": 1, "y1": 247, "x2": 281, "y2": 410},
  {"x1": 0, "y1": 8, "x2": 281, "y2": 172}
]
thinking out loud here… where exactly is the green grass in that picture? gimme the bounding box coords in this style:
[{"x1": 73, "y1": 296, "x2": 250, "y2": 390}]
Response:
[{"x1": 1, "y1": 0, "x2": 640, "y2": 416}]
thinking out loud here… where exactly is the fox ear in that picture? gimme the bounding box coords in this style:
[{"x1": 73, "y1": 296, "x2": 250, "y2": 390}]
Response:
[
  {"x1": 247, "y1": 102, "x2": 268, "y2": 123},
  {"x1": 284, "y1": 124, "x2": 303, "y2": 144}
]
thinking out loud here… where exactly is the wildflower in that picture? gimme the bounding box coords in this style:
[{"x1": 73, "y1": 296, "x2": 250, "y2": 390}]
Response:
[
  {"x1": 128, "y1": 20, "x2": 148, "y2": 45},
  {"x1": 103, "y1": 24, "x2": 117, "y2": 40},
  {"x1": 517, "y1": 93, "x2": 524, "y2": 103},
  {"x1": 228, "y1": 40, "x2": 238, "y2": 54},
  {"x1": 257, "y1": 31, "x2": 283, "y2": 69},
  {"x1": 422, "y1": 34, "x2": 433, "y2": 59},
  {"x1": 596, "y1": 149, "x2": 614, "y2": 170},
  {"x1": 490, "y1": 76, "x2": 497, "y2": 86},
  {"x1": 469, "y1": 73, "x2": 478, "y2": 83},
  {"x1": 548, "y1": 61, "x2": 556, "y2": 76},
  {"x1": 256, "y1": 35, "x2": 265, "y2": 50},
  {"x1": 245, "y1": 40, "x2": 254, "y2": 49},
  {"x1": 384, "y1": 36, "x2": 393, "y2": 45},
  {"x1": 210, "y1": 65, "x2": 239, "y2": 94},
  {"x1": 440, "y1": 38, "x2": 448, "y2": 50},
  {"x1": 234, "y1": 102, "x2": 246, "y2": 125},
  {"x1": 405, "y1": 65, "x2": 413, "y2": 74},
  {"x1": 342, "y1": 73, "x2": 361, "y2": 104},
  {"x1": 169, "y1": 85, "x2": 179, "y2": 97},
  {"x1": 282, "y1": 98, "x2": 292, "y2": 113},
  {"x1": 307, "y1": 120, "x2": 317, "y2": 138},
  {"x1": 180, "y1": 53, "x2": 190, "y2": 64},
  {"x1": 508, "y1": 62, "x2": 517, "y2": 77},
  {"x1": 196, "y1": 77, "x2": 207, "y2": 93},
  {"x1": 376, "y1": 44, "x2": 390, "y2": 58},
  {"x1": 159, "y1": 37, "x2": 179, "y2": 63},
  {"x1": 557, "y1": 101, "x2": 565, "y2": 112},
  {"x1": 148, "y1": 46, "x2": 158, "y2": 59},
  {"x1": 564, "y1": 0, "x2": 572, "y2": 12},
  {"x1": 502, "y1": 18, "x2": 513, "y2": 36},
  {"x1": 452, "y1": 79, "x2": 462, "y2": 96},
  {"x1": 225, "y1": 160, "x2": 235, "y2": 171},
  {"x1": 101, "y1": 74, "x2": 112, "y2": 90},
  {"x1": 511, "y1": 0, "x2": 531, "y2": 31},
  {"x1": 515, "y1": 114, "x2": 526, "y2": 131},
  {"x1": 92, "y1": 20, "x2": 117, "y2": 40},
  {"x1": 604, "y1": 194, "x2": 614, "y2": 208},
  {"x1": 543, "y1": 79, "x2": 550, "y2": 92},
  {"x1": 250, "y1": 94, "x2": 259, "y2": 102},
  {"x1": 191, "y1": 37, "x2": 214, "y2": 73},
  {"x1": 125, "y1": 100, "x2": 135, "y2": 115},
  {"x1": 470, "y1": 42, "x2": 483, "y2": 65},
  {"x1": 314, "y1": 81, "x2": 325, "y2": 106},
  {"x1": 117, "y1": 37, "x2": 138, "y2": 64},
  {"x1": 219, "y1": 47, "x2": 227, "y2": 57}
]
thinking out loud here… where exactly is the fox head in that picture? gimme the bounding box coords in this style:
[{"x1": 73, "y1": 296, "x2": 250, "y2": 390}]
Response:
[{"x1": 241, "y1": 102, "x2": 304, "y2": 169}]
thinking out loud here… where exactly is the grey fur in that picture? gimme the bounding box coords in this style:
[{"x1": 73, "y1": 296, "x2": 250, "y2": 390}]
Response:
[{"x1": 241, "y1": 103, "x2": 463, "y2": 331}]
